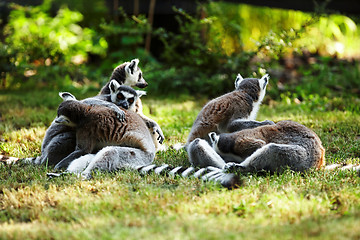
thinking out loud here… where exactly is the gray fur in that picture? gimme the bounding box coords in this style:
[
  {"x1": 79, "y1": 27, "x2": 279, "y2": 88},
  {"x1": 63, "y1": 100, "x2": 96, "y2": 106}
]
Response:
[
  {"x1": 68, "y1": 146, "x2": 155, "y2": 179},
  {"x1": 186, "y1": 74, "x2": 269, "y2": 168},
  {"x1": 186, "y1": 74, "x2": 269, "y2": 145},
  {"x1": 210, "y1": 120, "x2": 326, "y2": 173},
  {"x1": 54, "y1": 96, "x2": 156, "y2": 170},
  {"x1": 187, "y1": 138, "x2": 226, "y2": 169}
]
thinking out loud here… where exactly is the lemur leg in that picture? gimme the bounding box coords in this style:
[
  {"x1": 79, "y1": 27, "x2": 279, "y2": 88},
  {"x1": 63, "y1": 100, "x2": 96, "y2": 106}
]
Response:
[
  {"x1": 80, "y1": 146, "x2": 155, "y2": 179},
  {"x1": 227, "y1": 120, "x2": 275, "y2": 132},
  {"x1": 54, "y1": 148, "x2": 87, "y2": 170},
  {"x1": 142, "y1": 115, "x2": 165, "y2": 145},
  {"x1": 225, "y1": 143, "x2": 309, "y2": 173},
  {"x1": 66, "y1": 154, "x2": 95, "y2": 173},
  {"x1": 40, "y1": 131, "x2": 76, "y2": 166},
  {"x1": 187, "y1": 125, "x2": 219, "y2": 145},
  {"x1": 187, "y1": 138, "x2": 226, "y2": 169}
]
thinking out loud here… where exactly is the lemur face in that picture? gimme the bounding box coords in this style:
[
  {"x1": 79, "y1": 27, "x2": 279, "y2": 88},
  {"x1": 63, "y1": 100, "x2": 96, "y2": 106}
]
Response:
[
  {"x1": 109, "y1": 80, "x2": 146, "y2": 111},
  {"x1": 124, "y1": 59, "x2": 148, "y2": 88}
]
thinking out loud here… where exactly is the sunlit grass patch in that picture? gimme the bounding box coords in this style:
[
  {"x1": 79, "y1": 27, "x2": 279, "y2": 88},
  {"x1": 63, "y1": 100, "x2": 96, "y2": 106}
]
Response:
[{"x1": 0, "y1": 89, "x2": 360, "y2": 239}]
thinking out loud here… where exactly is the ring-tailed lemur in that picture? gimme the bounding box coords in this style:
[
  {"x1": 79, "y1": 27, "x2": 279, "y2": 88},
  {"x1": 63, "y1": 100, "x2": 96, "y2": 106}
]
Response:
[
  {"x1": 186, "y1": 74, "x2": 270, "y2": 146},
  {"x1": 48, "y1": 163, "x2": 240, "y2": 189},
  {"x1": 208, "y1": 120, "x2": 325, "y2": 172},
  {"x1": 108, "y1": 80, "x2": 165, "y2": 149},
  {"x1": 186, "y1": 74, "x2": 272, "y2": 168},
  {"x1": 100, "y1": 58, "x2": 148, "y2": 94},
  {"x1": 53, "y1": 91, "x2": 156, "y2": 172}
]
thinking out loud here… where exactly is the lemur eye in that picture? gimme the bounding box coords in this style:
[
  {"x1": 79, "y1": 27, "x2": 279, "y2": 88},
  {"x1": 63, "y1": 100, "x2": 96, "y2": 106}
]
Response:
[
  {"x1": 117, "y1": 93, "x2": 125, "y2": 100},
  {"x1": 128, "y1": 98, "x2": 134, "y2": 104},
  {"x1": 138, "y1": 73, "x2": 142, "y2": 80}
]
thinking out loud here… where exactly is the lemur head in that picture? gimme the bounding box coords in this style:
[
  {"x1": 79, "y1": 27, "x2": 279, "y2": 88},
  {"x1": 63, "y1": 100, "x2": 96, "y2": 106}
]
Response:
[
  {"x1": 209, "y1": 132, "x2": 224, "y2": 154},
  {"x1": 110, "y1": 59, "x2": 147, "y2": 88},
  {"x1": 55, "y1": 92, "x2": 81, "y2": 127},
  {"x1": 209, "y1": 132, "x2": 233, "y2": 155},
  {"x1": 234, "y1": 73, "x2": 269, "y2": 103},
  {"x1": 109, "y1": 80, "x2": 146, "y2": 111}
]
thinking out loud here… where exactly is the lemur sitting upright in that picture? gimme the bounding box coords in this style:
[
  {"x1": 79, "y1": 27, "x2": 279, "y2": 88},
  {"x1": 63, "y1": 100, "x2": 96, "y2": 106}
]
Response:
[
  {"x1": 186, "y1": 74, "x2": 270, "y2": 145},
  {"x1": 187, "y1": 74, "x2": 272, "y2": 168},
  {"x1": 208, "y1": 120, "x2": 325, "y2": 172}
]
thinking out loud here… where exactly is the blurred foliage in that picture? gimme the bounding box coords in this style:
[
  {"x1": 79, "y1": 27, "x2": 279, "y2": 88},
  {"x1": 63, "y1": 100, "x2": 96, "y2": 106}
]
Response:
[
  {"x1": 0, "y1": 0, "x2": 359, "y2": 99},
  {"x1": 94, "y1": 8, "x2": 159, "y2": 78},
  {"x1": 1, "y1": 0, "x2": 107, "y2": 89},
  {"x1": 206, "y1": 2, "x2": 360, "y2": 59}
]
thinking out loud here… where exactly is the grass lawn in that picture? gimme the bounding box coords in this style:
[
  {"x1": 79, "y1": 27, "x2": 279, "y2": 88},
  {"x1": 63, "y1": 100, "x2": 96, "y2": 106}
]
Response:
[{"x1": 0, "y1": 89, "x2": 360, "y2": 239}]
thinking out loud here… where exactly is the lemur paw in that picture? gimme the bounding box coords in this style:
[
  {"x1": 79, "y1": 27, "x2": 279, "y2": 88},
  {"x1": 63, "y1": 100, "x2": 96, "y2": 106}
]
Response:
[
  {"x1": 156, "y1": 129, "x2": 165, "y2": 144},
  {"x1": 115, "y1": 109, "x2": 126, "y2": 122},
  {"x1": 223, "y1": 162, "x2": 245, "y2": 173},
  {"x1": 263, "y1": 120, "x2": 275, "y2": 125},
  {"x1": 81, "y1": 172, "x2": 92, "y2": 180},
  {"x1": 151, "y1": 127, "x2": 164, "y2": 144}
]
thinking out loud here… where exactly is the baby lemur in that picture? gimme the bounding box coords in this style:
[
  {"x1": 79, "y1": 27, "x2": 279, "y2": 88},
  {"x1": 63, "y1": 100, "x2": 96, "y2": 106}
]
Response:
[
  {"x1": 53, "y1": 92, "x2": 156, "y2": 176},
  {"x1": 208, "y1": 120, "x2": 325, "y2": 173}
]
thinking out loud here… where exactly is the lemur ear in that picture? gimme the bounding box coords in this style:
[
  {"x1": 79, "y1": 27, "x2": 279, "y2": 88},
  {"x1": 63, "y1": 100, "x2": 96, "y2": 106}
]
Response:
[
  {"x1": 59, "y1": 92, "x2": 76, "y2": 101},
  {"x1": 260, "y1": 74, "x2": 270, "y2": 89},
  {"x1": 234, "y1": 74, "x2": 244, "y2": 89},
  {"x1": 109, "y1": 79, "x2": 121, "y2": 93},
  {"x1": 136, "y1": 90, "x2": 147, "y2": 98},
  {"x1": 208, "y1": 132, "x2": 219, "y2": 145},
  {"x1": 126, "y1": 59, "x2": 139, "y2": 75}
]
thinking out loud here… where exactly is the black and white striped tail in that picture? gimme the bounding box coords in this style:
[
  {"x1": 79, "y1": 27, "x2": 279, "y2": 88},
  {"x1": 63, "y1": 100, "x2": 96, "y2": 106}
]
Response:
[
  {"x1": 134, "y1": 164, "x2": 240, "y2": 189},
  {"x1": 324, "y1": 163, "x2": 360, "y2": 172},
  {"x1": 0, "y1": 155, "x2": 40, "y2": 165}
]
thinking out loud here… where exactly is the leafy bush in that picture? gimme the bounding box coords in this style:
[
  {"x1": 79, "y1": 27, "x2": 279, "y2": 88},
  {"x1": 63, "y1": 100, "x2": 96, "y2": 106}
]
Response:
[
  {"x1": 95, "y1": 8, "x2": 156, "y2": 77},
  {"x1": 2, "y1": 0, "x2": 107, "y2": 89}
]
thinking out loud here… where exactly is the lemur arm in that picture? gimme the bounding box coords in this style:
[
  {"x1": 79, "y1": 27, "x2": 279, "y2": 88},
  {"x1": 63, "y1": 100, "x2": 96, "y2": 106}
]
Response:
[
  {"x1": 54, "y1": 148, "x2": 87, "y2": 170},
  {"x1": 141, "y1": 115, "x2": 165, "y2": 144},
  {"x1": 82, "y1": 97, "x2": 125, "y2": 122},
  {"x1": 227, "y1": 120, "x2": 275, "y2": 133}
]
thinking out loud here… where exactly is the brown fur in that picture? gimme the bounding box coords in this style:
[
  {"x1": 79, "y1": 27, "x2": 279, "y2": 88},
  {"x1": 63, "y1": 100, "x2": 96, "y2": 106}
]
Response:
[
  {"x1": 187, "y1": 90, "x2": 255, "y2": 144},
  {"x1": 218, "y1": 120, "x2": 325, "y2": 169},
  {"x1": 57, "y1": 100, "x2": 155, "y2": 155}
]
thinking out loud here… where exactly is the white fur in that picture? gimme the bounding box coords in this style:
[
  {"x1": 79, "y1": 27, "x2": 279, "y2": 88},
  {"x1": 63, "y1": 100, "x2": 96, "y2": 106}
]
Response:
[
  {"x1": 136, "y1": 90, "x2": 147, "y2": 97},
  {"x1": 67, "y1": 154, "x2": 95, "y2": 173},
  {"x1": 124, "y1": 59, "x2": 141, "y2": 86},
  {"x1": 234, "y1": 73, "x2": 244, "y2": 89},
  {"x1": 187, "y1": 138, "x2": 226, "y2": 169},
  {"x1": 248, "y1": 74, "x2": 269, "y2": 120},
  {"x1": 59, "y1": 92, "x2": 76, "y2": 101},
  {"x1": 122, "y1": 91, "x2": 136, "y2": 99}
]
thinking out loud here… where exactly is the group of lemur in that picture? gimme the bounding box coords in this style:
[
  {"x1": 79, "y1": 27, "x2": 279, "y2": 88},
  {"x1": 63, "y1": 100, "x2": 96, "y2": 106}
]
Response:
[{"x1": 1, "y1": 59, "x2": 358, "y2": 188}]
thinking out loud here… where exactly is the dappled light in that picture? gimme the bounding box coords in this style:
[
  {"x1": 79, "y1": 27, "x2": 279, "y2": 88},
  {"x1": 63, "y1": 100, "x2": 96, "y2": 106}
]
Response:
[{"x1": 0, "y1": 1, "x2": 360, "y2": 239}]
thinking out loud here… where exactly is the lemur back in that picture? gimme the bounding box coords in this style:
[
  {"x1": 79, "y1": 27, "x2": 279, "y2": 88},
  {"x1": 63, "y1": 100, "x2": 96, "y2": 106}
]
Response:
[
  {"x1": 58, "y1": 100, "x2": 154, "y2": 153},
  {"x1": 186, "y1": 74, "x2": 269, "y2": 145},
  {"x1": 210, "y1": 120, "x2": 325, "y2": 173}
]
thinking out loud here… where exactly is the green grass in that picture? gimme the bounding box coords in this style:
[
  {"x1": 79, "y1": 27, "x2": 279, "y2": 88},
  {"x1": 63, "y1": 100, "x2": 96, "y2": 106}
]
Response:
[{"x1": 0, "y1": 89, "x2": 360, "y2": 239}]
